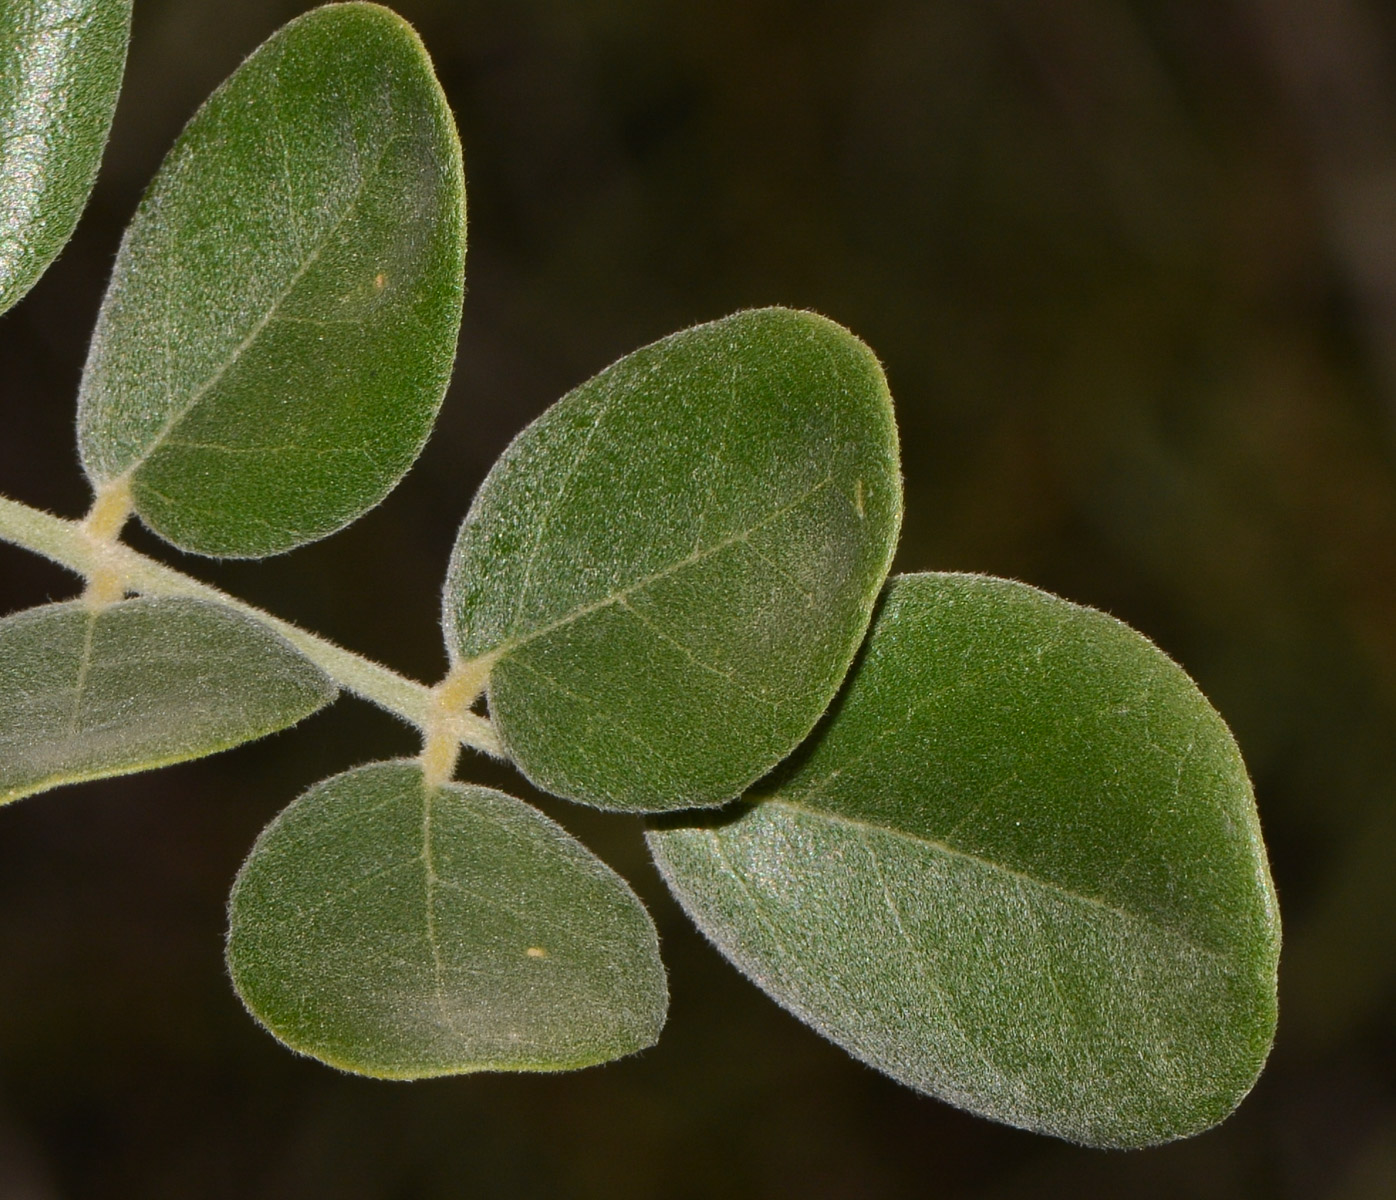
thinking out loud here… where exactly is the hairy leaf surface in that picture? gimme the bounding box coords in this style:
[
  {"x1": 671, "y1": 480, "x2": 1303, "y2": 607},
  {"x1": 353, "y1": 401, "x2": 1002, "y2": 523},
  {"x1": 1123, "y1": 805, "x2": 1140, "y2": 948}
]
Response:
[
  {"x1": 0, "y1": 597, "x2": 336, "y2": 803},
  {"x1": 0, "y1": 0, "x2": 130, "y2": 313},
  {"x1": 227, "y1": 761, "x2": 668, "y2": 1077},
  {"x1": 77, "y1": 3, "x2": 465, "y2": 557},
  {"x1": 648, "y1": 573, "x2": 1280, "y2": 1147},
  {"x1": 444, "y1": 308, "x2": 901, "y2": 812}
]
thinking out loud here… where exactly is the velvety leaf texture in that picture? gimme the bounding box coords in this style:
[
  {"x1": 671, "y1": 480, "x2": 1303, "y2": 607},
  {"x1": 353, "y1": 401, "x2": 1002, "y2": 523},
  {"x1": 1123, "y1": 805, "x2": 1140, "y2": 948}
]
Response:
[
  {"x1": 443, "y1": 307, "x2": 901, "y2": 812},
  {"x1": 648, "y1": 573, "x2": 1280, "y2": 1148},
  {"x1": 227, "y1": 761, "x2": 668, "y2": 1078},
  {"x1": 0, "y1": 596, "x2": 336, "y2": 803},
  {"x1": 0, "y1": 0, "x2": 130, "y2": 314},
  {"x1": 76, "y1": 2, "x2": 465, "y2": 557}
]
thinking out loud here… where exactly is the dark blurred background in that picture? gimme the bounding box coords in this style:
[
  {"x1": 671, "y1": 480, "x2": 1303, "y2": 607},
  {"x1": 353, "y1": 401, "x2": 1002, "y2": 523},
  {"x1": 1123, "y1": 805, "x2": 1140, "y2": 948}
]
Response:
[{"x1": 2, "y1": 0, "x2": 1394, "y2": 1195}]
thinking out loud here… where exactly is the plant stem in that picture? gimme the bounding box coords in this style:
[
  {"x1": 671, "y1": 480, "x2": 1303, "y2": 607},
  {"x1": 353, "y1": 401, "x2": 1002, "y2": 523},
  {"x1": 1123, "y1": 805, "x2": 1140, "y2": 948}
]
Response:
[{"x1": 0, "y1": 492, "x2": 502, "y2": 757}]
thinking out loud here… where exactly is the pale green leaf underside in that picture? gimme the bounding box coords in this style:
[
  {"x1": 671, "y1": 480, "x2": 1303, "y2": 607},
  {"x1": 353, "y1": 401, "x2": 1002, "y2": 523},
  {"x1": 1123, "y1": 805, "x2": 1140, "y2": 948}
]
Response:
[
  {"x1": 648, "y1": 573, "x2": 1280, "y2": 1148},
  {"x1": 444, "y1": 307, "x2": 901, "y2": 812},
  {"x1": 226, "y1": 760, "x2": 668, "y2": 1078},
  {"x1": 0, "y1": 0, "x2": 130, "y2": 314},
  {"x1": 0, "y1": 596, "x2": 336, "y2": 804},
  {"x1": 77, "y1": 2, "x2": 465, "y2": 557}
]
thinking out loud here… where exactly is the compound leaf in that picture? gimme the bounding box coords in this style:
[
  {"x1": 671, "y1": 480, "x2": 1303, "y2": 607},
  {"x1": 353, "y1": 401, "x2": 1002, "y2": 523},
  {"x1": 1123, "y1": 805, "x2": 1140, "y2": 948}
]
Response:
[
  {"x1": 0, "y1": 596, "x2": 336, "y2": 803},
  {"x1": 648, "y1": 573, "x2": 1280, "y2": 1148},
  {"x1": 77, "y1": 3, "x2": 465, "y2": 557},
  {"x1": 226, "y1": 760, "x2": 667, "y2": 1077},
  {"x1": 443, "y1": 307, "x2": 901, "y2": 812},
  {"x1": 0, "y1": 0, "x2": 131, "y2": 314}
]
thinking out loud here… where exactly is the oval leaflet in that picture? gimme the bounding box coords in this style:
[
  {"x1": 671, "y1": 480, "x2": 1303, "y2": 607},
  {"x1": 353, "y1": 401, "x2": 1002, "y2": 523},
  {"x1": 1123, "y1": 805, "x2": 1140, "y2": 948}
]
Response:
[
  {"x1": 648, "y1": 572, "x2": 1280, "y2": 1147},
  {"x1": 0, "y1": 596, "x2": 336, "y2": 804},
  {"x1": 444, "y1": 307, "x2": 902, "y2": 813},
  {"x1": 77, "y1": 2, "x2": 466, "y2": 557},
  {"x1": 227, "y1": 760, "x2": 669, "y2": 1077},
  {"x1": 0, "y1": 0, "x2": 131, "y2": 314}
]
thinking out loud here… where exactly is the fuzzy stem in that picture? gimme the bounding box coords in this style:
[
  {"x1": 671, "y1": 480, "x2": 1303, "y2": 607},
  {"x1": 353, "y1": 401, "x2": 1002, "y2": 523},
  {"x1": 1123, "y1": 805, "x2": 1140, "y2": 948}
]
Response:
[{"x1": 0, "y1": 492, "x2": 502, "y2": 758}]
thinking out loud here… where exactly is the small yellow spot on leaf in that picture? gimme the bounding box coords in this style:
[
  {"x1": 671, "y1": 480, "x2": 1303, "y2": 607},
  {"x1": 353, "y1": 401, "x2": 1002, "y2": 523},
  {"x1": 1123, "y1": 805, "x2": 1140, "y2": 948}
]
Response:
[
  {"x1": 526, "y1": 946, "x2": 547, "y2": 958},
  {"x1": 854, "y1": 478, "x2": 865, "y2": 519},
  {"x1": 374, "y1": 272, "x2": 387, "y2": 290}
]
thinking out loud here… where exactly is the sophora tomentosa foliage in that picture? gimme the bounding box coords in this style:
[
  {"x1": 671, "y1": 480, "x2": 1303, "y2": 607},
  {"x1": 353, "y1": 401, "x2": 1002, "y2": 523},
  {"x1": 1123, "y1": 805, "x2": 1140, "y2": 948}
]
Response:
[{"x1": 0, "y1": 1, "x2": 1279, "y2": 1149}]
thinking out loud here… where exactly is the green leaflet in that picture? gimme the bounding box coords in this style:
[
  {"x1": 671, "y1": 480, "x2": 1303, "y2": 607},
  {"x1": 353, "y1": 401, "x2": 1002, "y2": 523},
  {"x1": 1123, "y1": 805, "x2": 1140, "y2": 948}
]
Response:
[
  {"x1": 648, "y1": 573, "x2": 1280, "y2": 1148},
  {"x1": 0, "y1": 0, "x2": 131, "y2": 314},
  {"x1": 444, "y1": 308, "x2": 901, "y2": 812},
  {"x1": 0, "y1": 596, "x2": 336, "y2": 803},
  {"x1": 226, "y1": 761, "x2": 668, "y2": 1077},
  {"x1": 76, "y1": 3, "x2": 465, "y2": 557}
]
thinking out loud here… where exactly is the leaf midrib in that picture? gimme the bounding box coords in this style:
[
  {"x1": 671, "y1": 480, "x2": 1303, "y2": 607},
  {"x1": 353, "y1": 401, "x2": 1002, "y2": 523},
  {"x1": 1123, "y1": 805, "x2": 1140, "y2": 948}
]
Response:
[
  {"x1": 466, "y1": 473, "x2": 834, "y2": 668},
  {"x1": 763, "y1": 797, "x2": 1224, "y2": 960},
  {"x1": 110, "y1": 128, "x2": 402, "y2": 482}
]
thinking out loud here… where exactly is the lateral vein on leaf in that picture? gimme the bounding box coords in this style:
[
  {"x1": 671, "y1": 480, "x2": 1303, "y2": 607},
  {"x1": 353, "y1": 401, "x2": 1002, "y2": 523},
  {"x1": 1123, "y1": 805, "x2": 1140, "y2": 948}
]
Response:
[
  {"x1": 1095, "y1": 718, "x2": 1203, "y2": 904},
  {"x1": 703, "y1": 828, "x2": 900, "y2": 1031},
  {"x1": 689, "y1": 359, "x2": 739, "y2": 554},
  {"x1": 778, "y1": 682, "x2": 965, "y2": 812},
  {"x1": 267, "y1": 313, "x2": 371, "y2": 328},
  {"x1": 157, "y1": 440, "x2": 384, "y2": 458},
  {"x1": 289, "y1": 856, "x2": 419, "y2": 925},
  {"x1": 502, "y1": 654, "x2": 678, "y2": 777},
  {"x1": 741, "y1": 538, "x2": 819, "y2": 606},
  {"x1": 706, "y1": 831, "x2": 805, "y2": 982},
  {"x1": 778, "y1": 610, "x2": 1082, "y2": 815},
  {"x1": 1012, "y1": 875, "x2": 1077, "y2": 1028},
  {"x1": 137, "y1": 481, "x2": 300, "y2": 540},
  {"x1": 265, "y1": 74, "x2": 304, "y2": 256},
  {"x1": 432, "y1": 876, "x2": 536, "y2": 925},
  {"x1": 615, "y1": 596, "x2": 777, "y2": 707},
  {"x1": 939, "y1": 774, "x2": 1022, "y2": 846},
  {"x1": 856, "y1": 827, "x2": 1002, "y2": 1080},
  {"x1": 506, "y1": 400, "x2": 613, "y2": 639}
]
